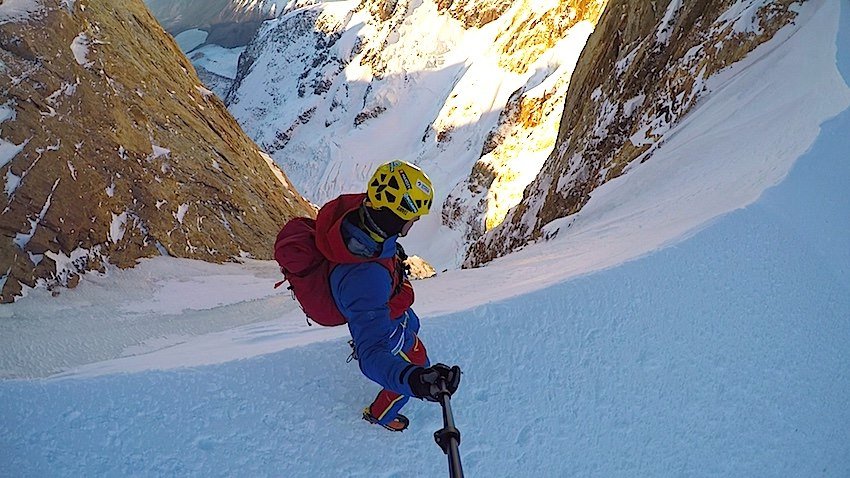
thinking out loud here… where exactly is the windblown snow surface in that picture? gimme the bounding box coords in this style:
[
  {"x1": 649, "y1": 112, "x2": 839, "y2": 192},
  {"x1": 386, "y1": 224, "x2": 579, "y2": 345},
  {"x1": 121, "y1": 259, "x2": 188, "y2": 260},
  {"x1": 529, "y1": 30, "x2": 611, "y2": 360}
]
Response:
[{"x1": 1, "y1": 1, "x2": 849, "y2": 477}]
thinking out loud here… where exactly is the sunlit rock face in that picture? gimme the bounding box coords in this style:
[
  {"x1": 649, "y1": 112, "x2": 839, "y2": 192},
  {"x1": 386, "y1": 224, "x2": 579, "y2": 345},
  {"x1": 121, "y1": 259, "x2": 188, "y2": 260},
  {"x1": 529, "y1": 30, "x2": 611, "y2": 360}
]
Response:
[
  {"x1": 443, "y1": 0, "x2": 606, "y2": 247},
  {"x1": 0, "y1": 0, "x2": 314, "y2": 301},
  {"x1": 466, "y1": 0, "x2": 804, "y2": 267},
  {"x1": 226, "y1": 0, "x2": 605, "y2": 268}
]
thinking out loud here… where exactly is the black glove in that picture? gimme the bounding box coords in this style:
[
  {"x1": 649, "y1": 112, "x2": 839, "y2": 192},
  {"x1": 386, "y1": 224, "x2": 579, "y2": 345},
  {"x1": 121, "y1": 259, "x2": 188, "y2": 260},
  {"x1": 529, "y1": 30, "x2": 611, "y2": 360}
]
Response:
[
  {"x1": 408, "y1": 363, "x2": 461, "y2": 402},
  {"x1": 396, "y1": 242, "x2": 411, "y2": 276},
  {"x1": 396, "y1": 242, "x2": 409, "y2": 261}
]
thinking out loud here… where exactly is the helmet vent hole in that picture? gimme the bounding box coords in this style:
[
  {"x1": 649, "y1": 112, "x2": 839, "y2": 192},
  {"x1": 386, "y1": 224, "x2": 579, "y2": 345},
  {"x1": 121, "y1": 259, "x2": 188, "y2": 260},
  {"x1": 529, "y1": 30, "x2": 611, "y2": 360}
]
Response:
[
  {"x1": 388, "y1": 176, "x2": 399, "y2": 189},
  {"x1": 385, "y1": 192, "x2": 397, "y2": 203}
]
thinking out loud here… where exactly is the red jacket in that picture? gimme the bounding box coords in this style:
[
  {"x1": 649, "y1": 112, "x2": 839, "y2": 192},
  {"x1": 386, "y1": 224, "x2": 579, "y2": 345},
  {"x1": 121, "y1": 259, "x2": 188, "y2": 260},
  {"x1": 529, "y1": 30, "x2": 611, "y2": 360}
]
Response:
[{"x1": 315, "y1": 193, "x2": 414, "y2": 318}]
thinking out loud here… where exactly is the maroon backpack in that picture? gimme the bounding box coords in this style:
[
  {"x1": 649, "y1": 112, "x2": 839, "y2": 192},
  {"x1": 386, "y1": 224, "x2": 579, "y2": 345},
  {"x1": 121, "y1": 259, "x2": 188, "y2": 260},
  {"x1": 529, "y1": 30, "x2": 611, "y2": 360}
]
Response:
[
  {"x1": 274, "y1": 217, "x2": 348, "y2": 326},
  {"x1": 274, "y1": 199, "x2": 414, "y2": 326}
]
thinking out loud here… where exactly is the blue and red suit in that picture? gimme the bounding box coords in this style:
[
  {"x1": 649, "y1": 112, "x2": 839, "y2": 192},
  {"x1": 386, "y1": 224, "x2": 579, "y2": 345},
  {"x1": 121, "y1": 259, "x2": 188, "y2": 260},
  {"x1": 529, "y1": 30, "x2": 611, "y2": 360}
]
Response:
[{"x1": 315, "y1": 194, "x2": 430, "y2": 425}]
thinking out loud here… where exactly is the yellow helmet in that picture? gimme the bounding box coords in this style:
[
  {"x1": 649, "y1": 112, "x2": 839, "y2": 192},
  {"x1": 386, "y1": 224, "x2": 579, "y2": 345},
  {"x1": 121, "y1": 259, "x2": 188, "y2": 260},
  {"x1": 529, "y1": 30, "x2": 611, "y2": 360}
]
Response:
[{"x1": 366, "y1": 160, "x2": 434, "y2": 221}]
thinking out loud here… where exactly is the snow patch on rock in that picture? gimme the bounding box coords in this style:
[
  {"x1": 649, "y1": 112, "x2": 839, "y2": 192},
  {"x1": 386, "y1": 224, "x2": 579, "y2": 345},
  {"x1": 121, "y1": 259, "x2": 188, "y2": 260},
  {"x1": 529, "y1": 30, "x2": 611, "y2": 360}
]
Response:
[
  {"x1": 148, "y1": 145, "x2": 170, "y2": 161},
  {"x1": 656, "y1": 0, "x2": 682, "y2": 44},
  {"x1": 259, "y1": 151, "x2": 290, "y2": 190},
  {"x1": 0, "y1": 138, "x2": 25, "y2": 170},
  {"x1": 71, "y1": 33, "x2": 93, "y2": 68},
  {"x1": 110, "y1": 211, "x2": 128, "y2": 244},
  {"x1": 174, "y1": 203, "x2": 190, "y2": 224},
  {"x1": 5, "y1": 169, "x2": 22, "y2": 197}
]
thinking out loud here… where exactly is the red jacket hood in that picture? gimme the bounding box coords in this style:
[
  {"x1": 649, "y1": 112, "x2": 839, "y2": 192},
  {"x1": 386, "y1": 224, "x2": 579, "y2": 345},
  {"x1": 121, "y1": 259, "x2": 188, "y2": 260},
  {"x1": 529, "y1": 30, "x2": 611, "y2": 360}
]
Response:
[{"x1": 315, "y1": 193, "x2": 371, "y2": 264}]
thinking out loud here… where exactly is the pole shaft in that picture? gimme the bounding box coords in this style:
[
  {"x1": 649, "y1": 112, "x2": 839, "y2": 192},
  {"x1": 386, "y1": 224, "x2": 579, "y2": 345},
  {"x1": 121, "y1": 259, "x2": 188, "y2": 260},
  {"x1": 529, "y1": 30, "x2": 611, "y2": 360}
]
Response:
[{"x1": 438, "y1": 391, "x2": 463, "y2": 478}]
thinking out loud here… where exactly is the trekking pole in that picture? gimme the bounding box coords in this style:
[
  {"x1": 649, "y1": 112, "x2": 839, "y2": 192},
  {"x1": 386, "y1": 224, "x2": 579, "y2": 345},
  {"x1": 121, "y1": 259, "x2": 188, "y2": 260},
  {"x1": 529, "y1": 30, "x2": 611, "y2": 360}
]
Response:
[{"x1": 433, "y1": 379, "x2": 463, "y2": 478}]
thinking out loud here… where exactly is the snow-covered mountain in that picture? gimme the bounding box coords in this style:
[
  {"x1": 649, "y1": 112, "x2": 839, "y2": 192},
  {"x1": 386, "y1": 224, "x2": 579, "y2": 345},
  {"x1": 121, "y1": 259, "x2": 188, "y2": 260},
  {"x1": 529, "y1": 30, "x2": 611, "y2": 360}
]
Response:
[
  {"x1": 147, "y1": 2, "x2": 336, "y2": 102},
  {"x1": 226, "y1": 0, "x2": 828, "y2": 272},
  {"x1": 0, "y1": 0, "x2": 314, "y2": 301},
  {"x1": 226, "y1": 0, "x2": 606, "y2": 268}
]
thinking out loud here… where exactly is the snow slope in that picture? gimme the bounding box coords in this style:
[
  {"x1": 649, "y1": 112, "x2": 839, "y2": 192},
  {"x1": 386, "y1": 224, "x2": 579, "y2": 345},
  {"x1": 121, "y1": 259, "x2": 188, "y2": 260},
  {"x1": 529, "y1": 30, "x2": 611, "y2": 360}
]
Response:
[
  {"x1": 1, "y1": 1, "x2": 849, "y2": 477},
  {"x1": 2, "y1": 93, "x2": 849, "y2": 475}
]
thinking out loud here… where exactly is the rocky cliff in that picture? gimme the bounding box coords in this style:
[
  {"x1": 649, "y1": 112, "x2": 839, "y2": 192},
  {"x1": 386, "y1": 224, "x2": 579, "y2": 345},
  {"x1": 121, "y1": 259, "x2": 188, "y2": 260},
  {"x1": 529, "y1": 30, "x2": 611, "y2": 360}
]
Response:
[
  {"x1": 0, "y1": 0, "x2": 314, "y2": 301},
  {"x1": 466, "y1": 0, "x2": 806, "y2": 266}
]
